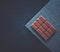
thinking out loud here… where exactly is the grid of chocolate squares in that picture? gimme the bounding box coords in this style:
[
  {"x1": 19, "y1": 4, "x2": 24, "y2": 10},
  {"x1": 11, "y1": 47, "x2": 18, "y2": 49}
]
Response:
[{"x1": 31, "y1": 16, "x2": 56, "y2": 41}]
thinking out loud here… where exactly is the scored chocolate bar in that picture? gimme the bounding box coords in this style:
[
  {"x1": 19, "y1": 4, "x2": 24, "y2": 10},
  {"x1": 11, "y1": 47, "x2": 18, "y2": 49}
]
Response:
[{"x1": 31, "y1": 16, "x2": 56, "y2": 41}]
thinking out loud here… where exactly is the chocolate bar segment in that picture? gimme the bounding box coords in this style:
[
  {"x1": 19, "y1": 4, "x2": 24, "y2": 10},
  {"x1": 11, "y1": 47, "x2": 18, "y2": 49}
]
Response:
[
  {"x1": 34, "y1": 21, "x2": 40, "y2": 28},
  {"x1": 39, "y1": 26, "x2": 46, "y2": 32},
  {"x1": 39, "y1": 16, "x2": 46, "y2": 23},
  {"x1": 31, "y1": 23, "x2": 38, "y2": 31},
  {"x1": 37, "y1": 18, "x2": 43, "y2": 25},
  {"x1": 37, "y1": 29, "x2": 48, "y2": 40},
  {"x1": 45, "y1": 21, "x2": 51, "y2": 28}
]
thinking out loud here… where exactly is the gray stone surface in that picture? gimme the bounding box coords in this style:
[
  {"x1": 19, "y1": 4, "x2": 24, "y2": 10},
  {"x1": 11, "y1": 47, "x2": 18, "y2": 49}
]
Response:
[{"x1": 25, "y1": 0, "x2": 60, "y2": 52}]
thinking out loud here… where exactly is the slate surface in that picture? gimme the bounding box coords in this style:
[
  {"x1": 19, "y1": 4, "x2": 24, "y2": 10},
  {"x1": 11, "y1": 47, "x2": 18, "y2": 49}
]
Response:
[
  {"x1": 25, "y1": 0, "x2": 60, "y2": 52},
  {"x1": 1, "y1": 0, "x2": 51, "y2": 52}
]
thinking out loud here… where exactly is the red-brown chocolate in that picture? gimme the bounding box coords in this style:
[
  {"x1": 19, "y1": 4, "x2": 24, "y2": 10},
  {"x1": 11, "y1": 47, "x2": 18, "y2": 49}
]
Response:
[{"x1": 31, "y1": 16, "x2": 56, "y2": 41}]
